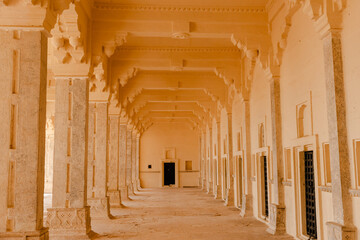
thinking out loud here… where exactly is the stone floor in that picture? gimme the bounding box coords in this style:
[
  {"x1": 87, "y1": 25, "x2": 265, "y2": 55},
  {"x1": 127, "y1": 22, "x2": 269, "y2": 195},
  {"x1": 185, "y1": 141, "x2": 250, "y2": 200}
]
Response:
[{"x1": 87, "y1": 188, "x2": 293, "y2": 240}]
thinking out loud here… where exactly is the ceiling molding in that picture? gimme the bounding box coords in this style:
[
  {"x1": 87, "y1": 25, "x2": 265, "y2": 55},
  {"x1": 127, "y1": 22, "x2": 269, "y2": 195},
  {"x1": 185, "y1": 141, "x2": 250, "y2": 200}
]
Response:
[
  {"x1": 93, "y1": 3, "x2": 266, "y2": 14},
  {"x1": 115, "y1": 46, "x2": 241, "y2": 53}
]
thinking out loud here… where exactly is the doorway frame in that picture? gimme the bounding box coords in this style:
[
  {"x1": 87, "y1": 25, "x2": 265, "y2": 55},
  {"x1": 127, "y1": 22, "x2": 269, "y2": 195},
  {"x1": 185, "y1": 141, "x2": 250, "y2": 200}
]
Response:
[
  {"x1": 286, "y1": 135, "x2": 322, "y2": 240},
  {"x1": 254, "y1": 146, "x2": 271, "y2": 222},
  {"x1": 160, "y1": 159, "x2": 179, "y2": 188}
]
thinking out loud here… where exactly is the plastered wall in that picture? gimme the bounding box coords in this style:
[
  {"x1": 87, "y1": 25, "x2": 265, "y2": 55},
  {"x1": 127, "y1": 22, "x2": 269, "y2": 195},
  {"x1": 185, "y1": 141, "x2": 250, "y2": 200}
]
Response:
[{"x1": 139, "y1": 122, "x2": 200, "y2": 188}]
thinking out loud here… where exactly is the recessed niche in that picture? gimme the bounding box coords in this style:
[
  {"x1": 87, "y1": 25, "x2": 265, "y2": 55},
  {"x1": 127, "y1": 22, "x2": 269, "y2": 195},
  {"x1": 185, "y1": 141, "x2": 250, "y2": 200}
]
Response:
[
  {"x1": 148, "y1": 165, "x2": 152, "y2": 169},
  {"x1": 185, "y1": 161, "x2": 192, "y2": 171}
]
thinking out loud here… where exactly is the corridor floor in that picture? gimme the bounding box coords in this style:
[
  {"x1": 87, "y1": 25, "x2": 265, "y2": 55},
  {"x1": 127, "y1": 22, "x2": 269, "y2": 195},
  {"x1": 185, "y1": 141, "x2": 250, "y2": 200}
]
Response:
[{"x1": 92, "y1": 188, "x2": 293, "y2": 240}]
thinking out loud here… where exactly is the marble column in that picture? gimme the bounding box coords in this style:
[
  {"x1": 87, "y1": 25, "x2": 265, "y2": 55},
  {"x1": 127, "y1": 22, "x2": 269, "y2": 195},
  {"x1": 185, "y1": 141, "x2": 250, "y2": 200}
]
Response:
[
  {"x1": 199, "y1": 135, "x2": 204, "y2": 188},
  {"x1": 225, "y1": 113, "x2": 235, "y2": 207},
  {"x1": 47, "y1": 77, "x2": 92, "y2": 239},
  {"x1": 240, "y1": 100, "x2": 253, "y2": 217},
  {"x1": 45, "y1": 120, "x2": 55, "y2": 194},
  {"x1": 119, "y1": 122, "x2": 129, "y2": 200},
  {"x1": 201, "y1": 131, "x2": 206, "y2": 190},
  {"x1": 126, "y1": 125, "x2": 134, "y2": 195},
  {"x1": 87, "y1": 102, "x2": 111, "y2": 219},
  {"x1": 267, "y1": 76, "x2": 286, "y2": 234},
  {"x1": 212, "y1": 128, "x2": 217, "y2": 198},
  {"x1": 131, "y1": 130, "x2": 137, "y2": 193},
  {"x1": 0, "y1": 30, "x2": 49, "y2": 239},
  {"x1": 205, "y1": 130, "x2": 210, "y2": 193},
  {"x1": 215, "y1": 121, "x2": 222, "y2": 199},
  {"x1": 107, "y1": 115, "x2": 122, "y2": 207},
  {"x1": 207, "y1": 128, "x2": 214, "y2": 194},
  {"x1": 136, "y1": 134, "x2": 141, "y2": 190},
  {"x1": 322, "y1": 29, "x2": 355, "y2": 239}
]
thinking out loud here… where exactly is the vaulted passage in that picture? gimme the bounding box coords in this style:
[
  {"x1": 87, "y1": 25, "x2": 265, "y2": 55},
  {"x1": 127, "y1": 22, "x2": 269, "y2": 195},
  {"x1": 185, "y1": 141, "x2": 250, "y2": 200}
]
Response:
[{"x1": 1, "y1": 0, "x2": 360, "y2": 240}]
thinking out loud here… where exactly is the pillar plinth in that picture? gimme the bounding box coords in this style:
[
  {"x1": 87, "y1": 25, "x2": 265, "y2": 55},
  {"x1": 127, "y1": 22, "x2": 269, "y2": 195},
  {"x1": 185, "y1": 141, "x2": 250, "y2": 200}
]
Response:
[
  {"x1": 119, "y1": 187, "x2": 128, "y2": 201},
  {"x1": 267, "y1": 204, "x2": 286, "y2": 235},
  {"x1": 0, "y1": 228, "x2": 49, "y2": 240},
  {"x1": 0, "y1": 30, "x2": 48, "y2": 239},
  {"x1": 107, "y1": 191, "x2": 121, "y2": 208},
  {"x1": 225, "y1": 185, "x2": 234, "y2": 207},
  {"x1": 326, "y1": 222, "x2": 355, "y2": 240},
  {"x1": 46, "y1": 207, "x2": 91, "y2": 240},
  {"x1": 87, "y1": 198, "x2": 110, "y2": 219},
  {"x1": 49, "y1": 77, "x2": 92, "y2": 239},
  {"x1": 240, "y1": 194, "x2": 253, "y2": 217}
]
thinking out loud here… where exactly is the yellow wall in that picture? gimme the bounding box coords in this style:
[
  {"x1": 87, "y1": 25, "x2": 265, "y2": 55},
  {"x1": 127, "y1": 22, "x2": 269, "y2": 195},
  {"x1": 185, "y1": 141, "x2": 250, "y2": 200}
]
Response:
[{"x1": 139, "y1": 122, "x2": 200, "y2": 188}]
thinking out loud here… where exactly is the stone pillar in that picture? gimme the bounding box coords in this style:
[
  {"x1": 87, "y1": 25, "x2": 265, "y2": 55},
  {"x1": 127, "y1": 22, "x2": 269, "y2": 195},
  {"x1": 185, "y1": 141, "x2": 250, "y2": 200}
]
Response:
[
  {"x1": 0, "y1": 30, "x2": 49, "y2": 239},
  {"x1": 47, "y1": 77, "x2": 92, "y2": 239},
  {"x1": 201, "y1": 131, "x2": 206, "y2": 189},
  {"x1": 225, "y1": 112, "x2": 235, "y2": 207},
  {"x1": 136, "y1": 134, "x2": 141, "y2": 190},
  {"x1": 131, "y1": 130, "x2": 137, "y2": 193},
  {"x1": 119, "y1": 122, "x2": 129, "y2": 200},
  {"x1": 207, "y1": 128, "x2": 214, "y2": 194},
  {"x1": 266, "y1": 76, "x2": 286, "y2": 234},
  {"x1": 240, "y1": 100, "x2": 253, "y2": 217},
  {"x1": 126, "y1": 125, "x2": 134, "y2": 195},
  {"x1": 45, "y1": 118, "x2": 55, "y2": 194},
  {"x1": 199, "y1": 135, "x2": 204, "y2": 188},
  {"x1": 321, "y1": 29, "x2": 355, "y2": 239},
  {"x1": 205, "y1": 130, "x2": 210, "y2": 193},
  {"x1": 212, "y1": 128, "x2": 217, "y2": 198},
  {"x1": 215, "y1": 121, "x2": 222, "y2": 199},
  {"x1": 107, "y1": 115, "x2": 122, "y2": 207},
  {"x1": 87, "y1": 102, "x2": 111, "y2": 219}
]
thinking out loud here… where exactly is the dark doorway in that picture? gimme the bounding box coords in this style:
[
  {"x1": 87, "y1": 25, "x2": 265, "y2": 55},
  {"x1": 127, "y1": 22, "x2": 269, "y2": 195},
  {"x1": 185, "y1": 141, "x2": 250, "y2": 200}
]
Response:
[
  {"x1": 304, "y1": 151, "x2": 317, "y2": 239},
  {"x1": 261, "y1": 156, "x2": 269, "y2": 218},
  {"x1": 164, "y1": 162, "x2": 175, "y2": 186}
]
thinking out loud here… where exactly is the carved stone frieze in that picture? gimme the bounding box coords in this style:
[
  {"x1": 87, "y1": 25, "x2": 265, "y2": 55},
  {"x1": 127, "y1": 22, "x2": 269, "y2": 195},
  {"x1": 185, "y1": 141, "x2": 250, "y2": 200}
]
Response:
[{"x1": 46, "y1": 207, "x2": 91, "y2": 239}]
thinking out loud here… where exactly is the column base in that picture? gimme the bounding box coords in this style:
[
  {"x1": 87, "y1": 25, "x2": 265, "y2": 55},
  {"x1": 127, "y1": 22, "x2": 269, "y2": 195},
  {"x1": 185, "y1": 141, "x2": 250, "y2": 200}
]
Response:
[
  {"x1": 46, "y1": 207, "x2": 92, "y2": 240},
  {"x1": 107, "y1": 190, "x2": 122, "y2": 207},
  {"x1": 120, "y1": 187, "x2": 129, "y2": 201},
  {"x1": 202, "y1": 179, "x2": 206, "y2": 190},
  {"x1": 240, "y1": 194, "x2": 253, "y2": 217},
  {"x1": 137, "y1": 179, "x2": 141, "y2": 190},
  {"x1": 266, "y1": 204, "x2": 286, "y2": 235},
  {"x1": 326, "y1": 222, "x2": 356, "y2": 240},
  {"x1": 127, "y1": 184, "x2": 134, "y2": 196},
  {"x1": 0, "y1": 228, "x2": 48, "y2": 240},
  {"x1": 224, "y1": 188, "x2": 235, "y2": 207},
  {"x1": 88, "y1": 197, "x2": 111, "y2": 219},
  {"x1": 215, "y1": 185, "x2": 222, "y2": 199},
  {"x1": 132, "y1": 182, "x2": 138, "y2": 192},
  {"x1": 207, "y1": 181, "x2": 213, "y2": 194}
]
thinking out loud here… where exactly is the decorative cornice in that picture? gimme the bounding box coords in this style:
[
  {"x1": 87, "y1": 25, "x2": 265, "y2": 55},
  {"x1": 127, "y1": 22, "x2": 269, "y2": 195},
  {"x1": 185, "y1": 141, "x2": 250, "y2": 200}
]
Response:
[
  {"x1": 93, "y1": 3, "x2": 266, "y2": 14},
  {"x1": 319, "y1": 185, "x2": 332, "y2": 193},
  {"x1": 349, "y1": 189, "x2": 360, "y2": 197},
  {"x1": 115, "y1": 46, "x2": 241, "y2": 53}
]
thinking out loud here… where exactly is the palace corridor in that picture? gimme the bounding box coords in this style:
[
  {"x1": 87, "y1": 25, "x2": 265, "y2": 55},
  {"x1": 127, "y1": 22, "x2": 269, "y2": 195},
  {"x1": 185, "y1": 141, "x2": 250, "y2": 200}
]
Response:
[{"x1": 1, "y1": 0, "x2": 360, "y2": 239}]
